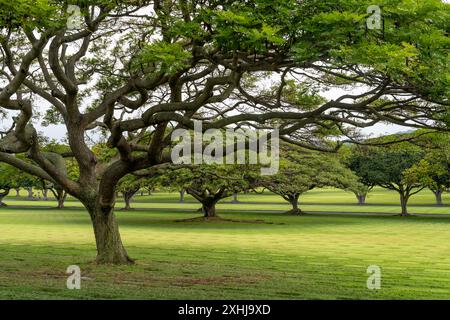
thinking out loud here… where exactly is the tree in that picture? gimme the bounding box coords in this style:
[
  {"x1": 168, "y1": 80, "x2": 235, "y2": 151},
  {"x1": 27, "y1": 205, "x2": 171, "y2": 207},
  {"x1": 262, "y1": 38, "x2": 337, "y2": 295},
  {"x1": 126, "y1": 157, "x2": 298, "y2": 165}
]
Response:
[
  {"x1": 257, "y1": 149, "x2": 361, "y2": 214},
  {"x1": 158, "y1": 165, "x2": 255, "y2": 219},
  {"x1": 351, "y1": 147, "x2": 425, "y2": 216},
  {"x1": 347, "y1": 153, "x2": 376, "y2": 205},
  {"x1": 405, "y1": 156, "x2": 450, "y2": 206},
  {"x1": 407, "y1": 132, "x2": 450, "y2": 205},
  {"x1": 0, "y1": 1, "x2": 448, "y2": 263},
  {"x1": 117, "y1": 175, "x2": 143, "y2": 210}
]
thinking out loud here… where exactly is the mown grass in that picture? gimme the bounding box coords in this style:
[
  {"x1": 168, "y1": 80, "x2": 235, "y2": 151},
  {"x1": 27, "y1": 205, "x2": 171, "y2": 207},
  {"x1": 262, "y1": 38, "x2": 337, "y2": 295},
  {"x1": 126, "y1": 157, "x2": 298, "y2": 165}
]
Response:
[
  {"x1": 1, "y1": 207, "x2": 450, "y2": 299},
  {"x1": 5, "y1": 187, "x2": 450, "y2": 215}
]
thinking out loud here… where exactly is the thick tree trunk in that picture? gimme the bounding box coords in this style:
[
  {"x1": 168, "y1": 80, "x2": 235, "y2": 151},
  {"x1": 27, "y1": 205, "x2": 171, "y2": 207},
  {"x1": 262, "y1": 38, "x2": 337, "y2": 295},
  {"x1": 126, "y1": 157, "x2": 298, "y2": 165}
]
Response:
[
  {"x1": 202, "y1": 200, "x2": 218, "y2": 218},
  {"x1": 434, "y1": 189, "x2": 443, "y2": 206},
  {"x1": 356, "y1": 194, "x2": 366, "y2": 205},
  {"x1": 43, "y1": 189, "x2": 48, "y2": 201},
  {"x1": 15, "y1": 188, "x2": 20, "y2": 197},
  {"x1": 88, "y1": 205, "x2": 133, "y2": 264},
  {"x1": 231, "y1": 193, "x2": 239, "y2": 203},
  {"x1": 180, "y1": 190, "x2": 185, "y2": 203}
]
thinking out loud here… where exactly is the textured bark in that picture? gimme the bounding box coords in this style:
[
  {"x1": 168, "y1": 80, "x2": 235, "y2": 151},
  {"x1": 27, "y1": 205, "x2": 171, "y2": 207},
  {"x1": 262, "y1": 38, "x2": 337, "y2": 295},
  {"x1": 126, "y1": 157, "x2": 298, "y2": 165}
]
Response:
[
  {"x1": 88, "y1": 204, "x2": 133, "y2": 265},
  {"x1": 202, "y1": 202, "x2": 217, "y2": 218}
]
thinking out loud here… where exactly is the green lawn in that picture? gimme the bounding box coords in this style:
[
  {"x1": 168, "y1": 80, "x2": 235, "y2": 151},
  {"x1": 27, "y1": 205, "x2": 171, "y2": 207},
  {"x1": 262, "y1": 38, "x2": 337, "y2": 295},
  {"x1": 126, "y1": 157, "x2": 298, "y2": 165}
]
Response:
[
  {"x1": 1, "y1": 207, "x2": 450, "y2": 299},
  {"x1": 5, "y1": 187, "x2": 450, "y2": 215}
]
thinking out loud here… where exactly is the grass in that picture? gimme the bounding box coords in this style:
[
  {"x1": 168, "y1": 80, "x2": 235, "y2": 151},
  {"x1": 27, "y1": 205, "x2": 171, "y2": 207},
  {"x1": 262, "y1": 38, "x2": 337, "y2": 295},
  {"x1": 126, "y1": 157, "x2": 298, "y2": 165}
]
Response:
[
  {"x1": 1, "y1": 206, "x2": 450, "y2": 299},
  {"x1": 5, "y1": 187, "x2": 450, "y2": 215}
]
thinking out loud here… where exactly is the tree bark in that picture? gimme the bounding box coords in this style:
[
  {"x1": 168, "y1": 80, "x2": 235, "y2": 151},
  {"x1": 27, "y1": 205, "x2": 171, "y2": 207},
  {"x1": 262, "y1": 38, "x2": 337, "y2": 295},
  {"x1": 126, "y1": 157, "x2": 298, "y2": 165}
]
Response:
[
  {"x1": 434, "y1": 189, "x2": 444, "y2": 206},
  {"x1": 57, "y1": 191, "x2": 66, "y2": 209},
  {"x1": 180, "y1": 190, "x2": 185, "y2": 203},
  {"x1": 287, "y1": 194, "x2": 302, "y2": 215},
  {"x1": 201, "y1": 198, "x2": 219, "y2": 218},
  {"x1": 27, "y1": 187, "x2": 33, "y2": 199},
  {"x1": 231, "y1": 193, "x2": 239, "y2": 203},
  {"x1": 356, "y1": 194, "x2": 366, "y2": 205},
  {"x1": 124, "y1": 193, "x2": 133, "y2": 210},
  {"x1": 399, "y1": 193, "x2": 410, "y2": 216},
  {"x1": 15, "y1": 188, "x2": 20, "y2": 197},
  {"x1": 43, "y1": 188, "x2": 48, "y2": 201},
  {"x1": 88, "y1": 204, "x2": 133, "y2": 264}
]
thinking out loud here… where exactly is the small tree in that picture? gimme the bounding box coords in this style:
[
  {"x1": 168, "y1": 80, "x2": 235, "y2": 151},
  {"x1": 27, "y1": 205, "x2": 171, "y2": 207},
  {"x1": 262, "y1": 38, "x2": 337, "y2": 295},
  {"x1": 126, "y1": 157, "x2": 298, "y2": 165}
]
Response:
[
  {"x1": 117, "y1": 175, "x2": 144, "y2": 210},
  {"x1": 258, "y1": 150, "x2": 361, "y2": 214}
]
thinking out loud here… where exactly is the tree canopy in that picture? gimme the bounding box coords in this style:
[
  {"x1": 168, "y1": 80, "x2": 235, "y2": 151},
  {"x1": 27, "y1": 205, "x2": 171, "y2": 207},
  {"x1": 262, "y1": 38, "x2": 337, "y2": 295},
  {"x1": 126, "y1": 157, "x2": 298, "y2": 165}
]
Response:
[{"x1": 0, "y1": 0, "x2": 448, "y2": 263}]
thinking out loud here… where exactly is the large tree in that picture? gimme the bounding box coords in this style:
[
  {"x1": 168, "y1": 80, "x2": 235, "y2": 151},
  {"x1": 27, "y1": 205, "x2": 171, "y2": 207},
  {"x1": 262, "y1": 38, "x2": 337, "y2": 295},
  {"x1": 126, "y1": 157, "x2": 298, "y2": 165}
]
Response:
[{"x1": 0, "y1": 1, "x2": 448, "y2": 263}]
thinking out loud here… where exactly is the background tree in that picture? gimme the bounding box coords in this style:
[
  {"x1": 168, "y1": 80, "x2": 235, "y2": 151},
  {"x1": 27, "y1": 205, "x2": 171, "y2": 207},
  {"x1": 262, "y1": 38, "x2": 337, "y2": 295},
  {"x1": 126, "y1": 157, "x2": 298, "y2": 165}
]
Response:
[
  {"x1": 158, "y1": 165, "x2": 256, "y2": 219},
  {"x1": 117, "y1": 175, "x2": 144, "y2": 210},
  {"x1": 257, "y1": 149, "x2": 361, "y2": 214},
  {"x1": 351, "y1": 146, "x2": 425, "y2": 216},
  {"x1": 407, "y1": 132, "x2": 450, "y2": 205},
  {"x1": 0, "y1": 1, "x2": 448, "y2": 264}
]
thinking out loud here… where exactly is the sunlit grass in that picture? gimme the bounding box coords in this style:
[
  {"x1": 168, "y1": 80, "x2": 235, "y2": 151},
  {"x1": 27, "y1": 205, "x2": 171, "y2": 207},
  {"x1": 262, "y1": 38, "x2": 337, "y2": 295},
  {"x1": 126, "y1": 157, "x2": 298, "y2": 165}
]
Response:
[
  {"x1": 5, "y1": 187, "x2": 450, "y2": 215},
  {"x1": 1, "y1": 207, "x2": 450, "y2": 299}
]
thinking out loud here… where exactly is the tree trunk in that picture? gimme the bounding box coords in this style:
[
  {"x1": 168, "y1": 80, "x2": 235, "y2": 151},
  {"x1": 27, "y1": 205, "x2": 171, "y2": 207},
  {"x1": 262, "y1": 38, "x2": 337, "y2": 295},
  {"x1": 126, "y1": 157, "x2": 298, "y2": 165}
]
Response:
[
  {"x1": 180, "y1": 190, "x2": 185, "y2": 203},
  {"x1": 15, "y1": 188, "x2": 20, "y2": 197},
  {"x1": 289, "y1": 199, "x2": 302, "y2": 214},
  {"x1": 434, "y1": 189, "x2": 443, "y2": 206},
  {"x1": 124, "y1": 194, "x2": 132, "y2": 210},
  {"x1": 57, "y1": 191, "x2": 66, "y2": 209},
  {"x1": 88, "y1": 204, "x2": 133, "y2": 264},
  {"x1": 231, "y1": 193, "x2": 239, "y2": 203},
  {"x1": 202, "y1": 200, "x2": 218, "y2": 218},
  {"x1": 399, "y1": 193, "x2": 410, "y2": 216},
  {"x1": 356, "y1": 194, "x2": 366, "y2": 205},
  {"x1": 43, "y1": 189, "x2": 48, "y2": 201},
  {"x1": 27, "y1": 187, "x2": 33, "y2": 199},
  {"x1": 287, "y1": 194, "x2": 302, "y2": 215}
]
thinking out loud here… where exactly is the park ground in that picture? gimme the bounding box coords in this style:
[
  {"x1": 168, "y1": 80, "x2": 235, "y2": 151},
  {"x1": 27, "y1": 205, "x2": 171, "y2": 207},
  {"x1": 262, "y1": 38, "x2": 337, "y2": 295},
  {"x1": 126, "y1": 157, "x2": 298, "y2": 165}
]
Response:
[{"x1": 0, "y1": 188, "x2": 450, "y2": 299}]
